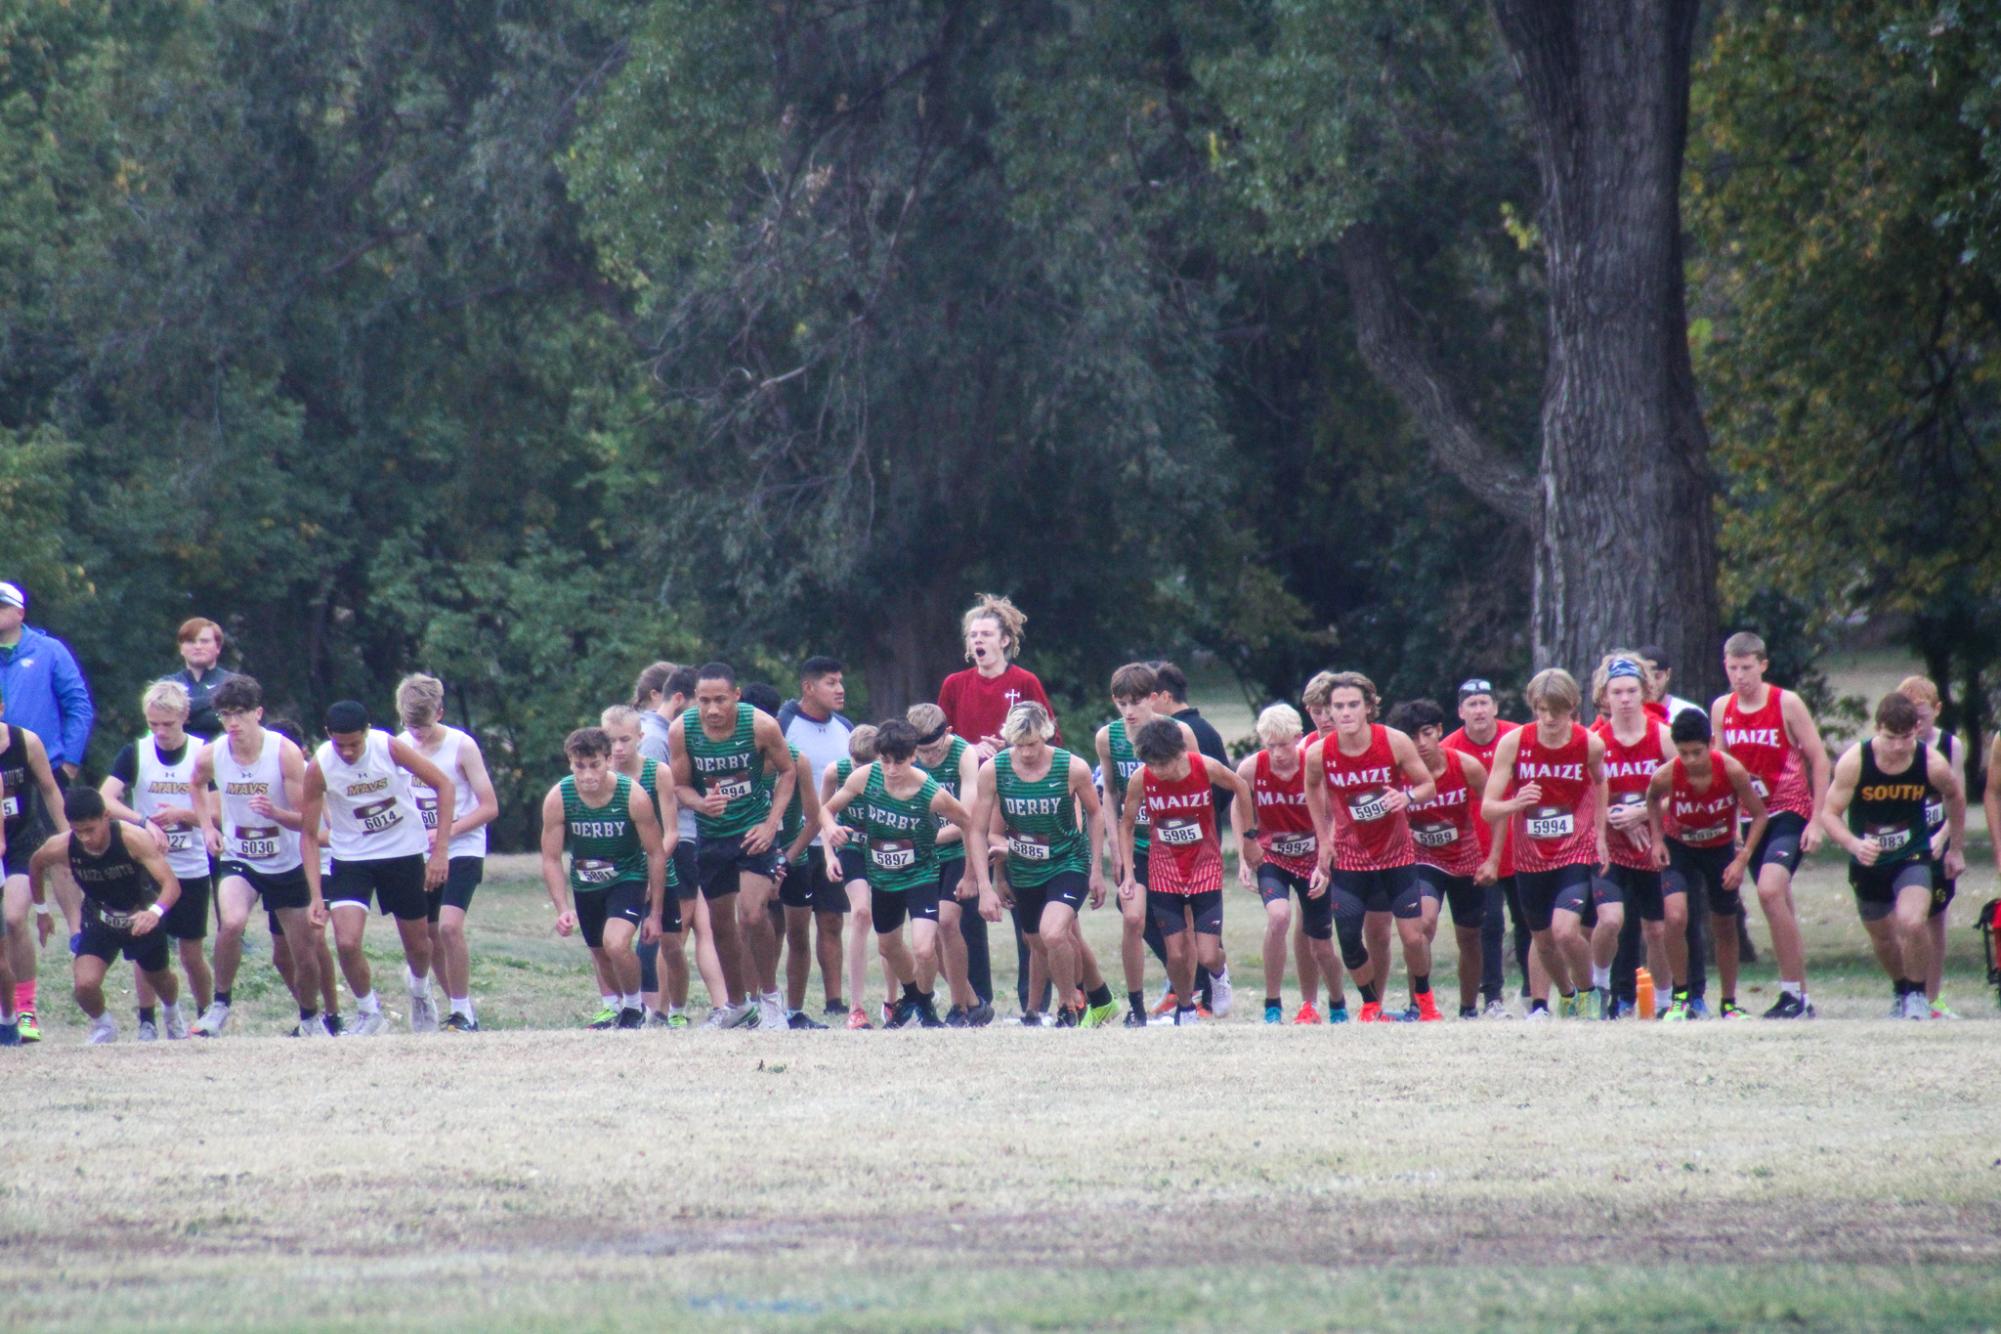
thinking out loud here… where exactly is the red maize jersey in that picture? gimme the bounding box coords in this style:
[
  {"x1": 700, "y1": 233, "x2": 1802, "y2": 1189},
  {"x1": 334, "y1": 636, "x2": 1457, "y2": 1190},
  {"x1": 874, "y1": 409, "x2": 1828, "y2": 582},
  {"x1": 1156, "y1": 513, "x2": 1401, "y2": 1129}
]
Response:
[
  {"x1": 1593, "y1": 717, "x2": 1670, "y2": 871},
  {"x1": 1717, "y1": 686, "x2": 1812, "y2": 819},
  {"x1": 1507, "y1": 722, "x2": 1597, "y2": 872},
  {"x1": 1319, "y1": 723, "x2": 1415, "y2": 871},
  {"x1": 1405, "y1": 752, "x2": 1482, "y2": 877},
  {"x1": 1667, "y1": 753, "x2": 1738, "y2": 849},
  {"x1": 1444, "y1": 720, "x2": 1518, "y2": 875},
  {"x1": 1252, "y1": 749, "x2": 1317, "y2": 878},
  {"x1": 1140, "y1": 759, "x2": 1222, "y2": 894}
]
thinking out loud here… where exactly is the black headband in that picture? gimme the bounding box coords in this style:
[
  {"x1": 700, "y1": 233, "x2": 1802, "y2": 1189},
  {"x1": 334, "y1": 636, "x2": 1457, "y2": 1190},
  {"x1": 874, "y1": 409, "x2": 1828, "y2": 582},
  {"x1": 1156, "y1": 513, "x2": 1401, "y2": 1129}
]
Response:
[{"x1": 914, "y1": 721, "x2": 950, "y2": 747}]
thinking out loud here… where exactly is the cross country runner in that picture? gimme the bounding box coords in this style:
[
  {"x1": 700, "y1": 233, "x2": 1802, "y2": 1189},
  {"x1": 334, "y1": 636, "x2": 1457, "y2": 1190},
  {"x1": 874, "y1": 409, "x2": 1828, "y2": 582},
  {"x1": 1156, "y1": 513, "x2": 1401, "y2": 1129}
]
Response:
[
  {"x1": 1899, "y1": 676, "x2": 1966, "y2": 1017},
  {"x1": 1385, "y1": 699, "x2": 1488, "y2": 1019},
  {"x1": 604, "y1": 704, "x2": 690, "y2": 1026},
  {"x1": 1478, "y1": 669, "x2": 1611, "y2": 1020},
  {"x1": 1237, "y1": 704, "x2": 1345, "y2": 1024},
  {"x1": 1711, "y1": 631, "x2": 1832, "y2": 1019},
  {"x1": 300, "y1": 701, "x2": 456, "y2": 1035},
  {"x1": 739, "y1": 682, "x2": 828, "y2": 1029},
  {"x1": 1120, "y1": 719, "x2": 1254, "y2": 1027},
  {"x1": 635, "y1": 663, "x2": 717, "y2": 1026},
  {"x1": 1303, "y1": 674, "x2": 1437, "y2": 1021},
  {"x1": 1644, "y1": 710, "x2": 1767, "y2": 1020},
  {"x1": 189, "y1": 676, "x2": 323, "y2": 1037},
  {"x1": 1820, "y1": 691, "x2": 1964, "y2": 1019},
  {"x1": 1286, "y1": 671, "x2": 1342, "y2": 1022},
  {"x1": 540, "y1": 726, "x2": 671, "y2": 1030},
  {"x1": 1590, "y1": 655, "x2": 1672, "y2": 1019},
  {"x1": 966, "y1": 702, "x2": 1118, "y2": 1027},
  {"x1": 32, "y1": 788, "x2": 183, "y2": 1044},
  {"x1": 1096, "y1": 663, "x2": 1204, "y2": 1026},
  {"x1": 1443, "y1": 676, "x2": 1533, "y2": 1017},
  {"x1": 909, "y1": 703, "x2": 989, "y2": 1026},
  {"x1": 99, "y1": 680, "x2": 213, "y2": 1039},
  {"x1": 669, "y1": 662, "x2": 797, "y2": 1029},
  {"x1": 399, "y1": 675, "x2": 498, "y2": 1032},
  {"x1": 819, "y1": 718, "x2": 985, "y2": 1028},
  {"x1": 1, "y1": 702, "x2": 66, "y2": 1043},
  {"x1": 824, "y1": 725, "x2": 893, "y2": 1028},
  {"x1": 780, "y1": 659, "x2": 862, "y2": 1024}
]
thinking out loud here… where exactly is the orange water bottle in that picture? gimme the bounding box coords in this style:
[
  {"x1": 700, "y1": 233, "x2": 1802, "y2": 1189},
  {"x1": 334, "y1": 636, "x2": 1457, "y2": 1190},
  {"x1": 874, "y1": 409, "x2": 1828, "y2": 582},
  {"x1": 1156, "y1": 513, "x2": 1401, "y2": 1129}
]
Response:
[{"x1": 1635, "y1": 968, "x2": 1655, "y2": 1021}]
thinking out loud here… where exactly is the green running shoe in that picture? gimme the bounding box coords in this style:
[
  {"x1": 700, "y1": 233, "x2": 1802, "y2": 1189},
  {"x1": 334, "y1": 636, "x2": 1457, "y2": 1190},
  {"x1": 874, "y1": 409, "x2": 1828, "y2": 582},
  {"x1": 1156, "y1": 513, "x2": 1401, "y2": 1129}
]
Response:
[
  {"x1": 1080, "y1": 1000, "x2": 1120, "y2": 1028},
  {"x1": 586, "y1": 1006, "x2": 618, "y2": 1030},
  {"x1": 1558, "y1": 992, "x2": 1582, "y2": 1020}
]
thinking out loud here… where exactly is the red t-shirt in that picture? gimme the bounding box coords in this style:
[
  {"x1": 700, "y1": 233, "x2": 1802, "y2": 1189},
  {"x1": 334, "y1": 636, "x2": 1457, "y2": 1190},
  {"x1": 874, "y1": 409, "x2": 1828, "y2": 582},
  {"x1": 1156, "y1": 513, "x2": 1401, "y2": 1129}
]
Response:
[
  {"x1": 1444, "y1": 720, "x2": 1518, "y2": 874},
  {"x1": 936, "y1": 665, "x2": 1057, "y2": 746}
]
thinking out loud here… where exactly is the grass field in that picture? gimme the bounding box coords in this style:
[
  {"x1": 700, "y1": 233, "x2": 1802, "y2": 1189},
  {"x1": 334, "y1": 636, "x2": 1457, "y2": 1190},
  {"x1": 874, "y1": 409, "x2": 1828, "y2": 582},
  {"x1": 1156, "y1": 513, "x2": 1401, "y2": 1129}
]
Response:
[{"x1": 7, "y1": 837, "x2": 2001, "y2": 1331}]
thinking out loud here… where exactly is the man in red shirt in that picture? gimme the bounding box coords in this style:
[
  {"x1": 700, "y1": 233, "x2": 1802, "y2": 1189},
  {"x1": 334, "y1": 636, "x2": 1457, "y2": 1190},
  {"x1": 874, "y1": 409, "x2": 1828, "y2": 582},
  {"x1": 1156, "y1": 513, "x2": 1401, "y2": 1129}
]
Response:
[
  {"x1": 1442, "y1": 678, "x2": 1536, "y2": 1016},
  {"x1": 936, "y1": 594, "x2": 1058, "y2": 757}
]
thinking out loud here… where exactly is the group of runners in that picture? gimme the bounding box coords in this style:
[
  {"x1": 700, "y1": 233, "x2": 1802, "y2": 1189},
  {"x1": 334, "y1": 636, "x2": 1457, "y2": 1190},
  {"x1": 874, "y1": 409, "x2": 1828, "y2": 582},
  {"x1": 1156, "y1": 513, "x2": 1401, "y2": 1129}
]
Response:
[{"x1": 2, "y1": 598, "x2": 1994, "y2": 1044}]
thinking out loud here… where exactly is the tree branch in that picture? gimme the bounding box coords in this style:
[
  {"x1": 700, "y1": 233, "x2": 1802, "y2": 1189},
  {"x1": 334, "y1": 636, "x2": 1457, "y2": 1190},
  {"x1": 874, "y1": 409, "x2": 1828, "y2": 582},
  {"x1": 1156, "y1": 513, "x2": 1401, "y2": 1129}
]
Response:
[{"x1": 1336, "y1": 222, "x2": 1538, "y2": 526}]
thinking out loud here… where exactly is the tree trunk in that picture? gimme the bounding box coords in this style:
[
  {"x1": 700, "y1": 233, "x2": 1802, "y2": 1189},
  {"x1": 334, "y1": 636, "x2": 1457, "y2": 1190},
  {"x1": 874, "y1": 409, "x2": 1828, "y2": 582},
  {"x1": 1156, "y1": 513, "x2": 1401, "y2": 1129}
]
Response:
[
  {"x1": 856, "y1": 576, "x2": 961, "y2": 722},
  {"x1": 1495, "y1": 0, "x2": 1721, "y2": 700},
  {"x1": 1338, "y1": 1, "x2": 1723, "y2": 703}
]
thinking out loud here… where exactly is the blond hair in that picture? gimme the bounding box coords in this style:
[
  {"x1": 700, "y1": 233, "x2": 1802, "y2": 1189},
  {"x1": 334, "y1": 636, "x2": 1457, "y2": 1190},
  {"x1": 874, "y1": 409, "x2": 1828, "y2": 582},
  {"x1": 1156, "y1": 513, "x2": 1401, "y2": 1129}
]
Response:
[
  {"x1": 1002, "y1": 702, "x2": 1056, "y2": 746},
  {"x1": 1896, "y1": 675, "x2": 1941, "y2": 709},
  {"x1": 962, "y1": 593, "x2": 1027, "y2": 661},
  {"x1": 1590, "y1": 649, "x2": 1659, "y2": 712},
  {"x1": 142, "y1": 679, "x2": 191, "y2": 717},
  {"x1": 599, "y1": 704, "x2": 642, "y2": 731},
  {"x1": 1525, "y1": 668, "x2": 1582, "y2": 716},
  {"x1": 906, "y1": 702, "x2": 949, "y2": 735},
  {"x1": 396, "y1": 674, "x2": 446, "y2": 728},
  {"x1": 1255, "y1": 702, "x2": 1302, "y2": 747},
  {"x1": 847, "y1": 724, "x2": 880, "y2": 763}
]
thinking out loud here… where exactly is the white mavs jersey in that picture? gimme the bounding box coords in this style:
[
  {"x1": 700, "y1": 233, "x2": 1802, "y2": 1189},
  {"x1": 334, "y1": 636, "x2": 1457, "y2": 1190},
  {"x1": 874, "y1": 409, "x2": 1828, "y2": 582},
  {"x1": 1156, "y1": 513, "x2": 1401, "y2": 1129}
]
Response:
[
  {"x1": 400, "y1": 725, "x2": 486, "y2": 859},
  {"x1": 213, "y1": 731, "x2": 303, "y2": 874},
  {"x1": 134, "y1": 735, "x2": 212, "y2": 880},
  {"x1": 315, "y1": 730, "x2": 428, "y2": 862}
]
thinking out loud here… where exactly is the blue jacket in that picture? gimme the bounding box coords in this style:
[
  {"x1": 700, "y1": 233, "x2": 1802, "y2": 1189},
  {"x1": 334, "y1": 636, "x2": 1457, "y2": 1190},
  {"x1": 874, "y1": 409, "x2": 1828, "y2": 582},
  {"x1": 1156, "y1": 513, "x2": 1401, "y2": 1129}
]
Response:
[{"x1": 0, "y1": 623, "x2": 95, "y2": 768}]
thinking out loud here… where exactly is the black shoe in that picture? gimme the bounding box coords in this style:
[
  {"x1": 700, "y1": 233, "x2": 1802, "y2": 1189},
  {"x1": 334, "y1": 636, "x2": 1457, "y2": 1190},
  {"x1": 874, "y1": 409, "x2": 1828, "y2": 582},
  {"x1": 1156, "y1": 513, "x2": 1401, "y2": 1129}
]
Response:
[
  {"x1": 944, "y1": 1005, "x2": 969, "y2": 1028},
  {"x1": 1020, "y1": 1010, "x2": 1044, "y2": 1027},
  {"x1": 616, "y1": 1006, "x2": 646, "y2": 1030},
  {"x1": 1054, "y1": 1008, "x2": 1079, "y2": 1028},
  {"x1": 787, "y1": 1011, "x2": 827, "y2": 1030},
  {"x1": 443, "y1": 1012, "x2": 479, "y2": 1033},
  {"x1": 824, "y1": 1002, "x2": 847, "y2": 1020},
  {"x1": 1761, "y1": 993, "x2": 1806, "y2": 1020},
  {"x1": 886, "y1": 999, "x2": 917, "y2": 1029},
  {"x1": 1458, "y1": 1006, "x2": 1479, "y2": 1019},
  {"x1": 323, "y1": 1013, "x2": 346, "y2": 1037},
  {"x1": 1123, "y1": 1009, "x2": 1149, "y2": 1028},
  {"x1": 917, "y1": 1001, "x2": 945, "y2": 1029},
  {"x1": 966, "y1": 1001, "x2": 995, "y2": 1027}
]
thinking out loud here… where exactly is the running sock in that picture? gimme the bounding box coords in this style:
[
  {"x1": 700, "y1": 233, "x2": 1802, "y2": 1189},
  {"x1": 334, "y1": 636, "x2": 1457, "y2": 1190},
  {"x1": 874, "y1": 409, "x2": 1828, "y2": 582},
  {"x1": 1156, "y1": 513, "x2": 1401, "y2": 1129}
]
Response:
[
  {"x1": 1127, "y1": 989, "x2": 1146, "y2": 1018},
  {"x1": 1410, "y1": 974, "x2": 1431, "y2": 996},
  {"x1": 826, "y1": 996, "x2": 845, "y2": 1012},
  {"x1": 1086, "y1": 983, "x2": 1114, "y2": 1008},
  {"x1": 299, "y1": 1007, "x2": 318, "y2": 1023},
  {"x1": 621, "y1": 992, "x2": 642, "y2": 1011},
  {"x1": 1559, "y1": 989, "x2": 1577, "y2": 999},
  {"x1": 214, "y1": 990, "x2": 232, "y2": 1007},
  {"x1": 1357, "y1": 982, "x2": 1380, "y2": 1005},
  {"x1": 600, "y1": 992, "x2": 618, "y2": 1012},
  {"x1": 406, "y1": 967, "x2": 431, "y2": 997},
  {"x1": 1590, "y1": 964, "x2": 1612, "y2": 990},
  {"x1": 1265, "y1": 995, "x2": 1281, "y2": 1010},
  {"x1": 1529, "y1": 998, "x2": 1550, "y2": 1014},
  {"x1": 450, "y1": 997, "x2": 473, "y2": 1019},
  {"x1": 14, "y1": 981, "x2": 35, "y2": 1011},
  {"x1": 1780, "y1": 979, "x2": 1802, "y2": 998},
  {"x1": 667, "y1": 1006, "x2": 684, "y2": 1019},
  {"x1": 357, "y1": 991, "x2": 382, "y2": 1015},
  {"x1": 901, "y1": 981, "x2": 922, "y2": 1002},
  {"x1": 138, "y1": 1006, "x2": 157, "y2": 1026}
]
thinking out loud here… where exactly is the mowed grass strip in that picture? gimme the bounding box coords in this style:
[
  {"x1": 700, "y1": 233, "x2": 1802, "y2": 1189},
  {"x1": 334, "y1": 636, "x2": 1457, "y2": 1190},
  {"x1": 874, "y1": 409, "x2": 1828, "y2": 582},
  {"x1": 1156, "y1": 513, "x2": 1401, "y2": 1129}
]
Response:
[{"x1": 6, "y1": 844, "x2": 2001, "y2": 1329}]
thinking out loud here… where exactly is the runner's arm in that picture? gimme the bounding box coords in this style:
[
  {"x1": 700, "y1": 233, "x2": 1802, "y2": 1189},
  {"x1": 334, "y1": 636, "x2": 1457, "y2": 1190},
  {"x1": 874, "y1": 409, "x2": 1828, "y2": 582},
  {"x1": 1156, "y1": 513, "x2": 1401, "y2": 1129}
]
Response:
[
  {"x1": 25, "y1": 731, "x2": 67, "y2": 835},
  {"x1": 539, "y1": 786, "x2": 575, "y2": 930},
  {"x1": 452, "y1": 735, "x2": 502, "y2": 837},
  {"x1": 297, "y1": 764, "x2": 328, "y2": 903},
  {"x1": 1816, "y1": 745, "x2": 1865, "y2": 858},
  {"x1": 630, "y1": 780, "x2": 667, "y2": 933},
  {"x1": 1784, "y1": 690, "x2": 1833, "y2": 852},
  {"x1": 129, "y1": 836, "x2": 183, "y2": 925}
]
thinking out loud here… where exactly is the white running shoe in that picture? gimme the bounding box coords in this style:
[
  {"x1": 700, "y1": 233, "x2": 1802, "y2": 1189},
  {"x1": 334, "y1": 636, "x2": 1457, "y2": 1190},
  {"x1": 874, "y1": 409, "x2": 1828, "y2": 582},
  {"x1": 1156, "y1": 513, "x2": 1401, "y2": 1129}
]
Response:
[
  {"x1": 409, "y1": 992, "x2": 440, "y2": 1034},
  {"x1": 136, "y1": 1019, "x2": 159, "y2": 1042},
  {"x1": 1482, "y1": 999, "x2": 1516, "y2": 1020},
  {"x1": 163, "y1": 1004, "x2": 190, "y2": 1040},
  {"x1": 351, "y1": 1008, "x2": 388, "y2": 1037},
  {"x1": 87, "y1": 1016, "x2": 119, "y2": 1045},
  {"x1": 190, "y1": 1001, "x2": 231, "y2": 1038},
  {"x1": 1174, "y1": 1006, "x2": 1200, "y2": 1027},
  {"x1": 1901, "y1": 991, "x2": 1932, "y2": 1021},
  {"x1": 296, "y1": 1015, "x2": 326, "y2": 1038},
  {"x1": 721, "y1": 1002, "x2": 758, "y2": 1029},
  {"x1": 1524, "y1": 1007, "x2": 1552, "y2": 1023},
  {"x1": 758, "y1": 993, "x2": 785, "y2": 1030},
  {"x1": 1209, "y1": 970, "x2": 1234, "y2": 1018}
]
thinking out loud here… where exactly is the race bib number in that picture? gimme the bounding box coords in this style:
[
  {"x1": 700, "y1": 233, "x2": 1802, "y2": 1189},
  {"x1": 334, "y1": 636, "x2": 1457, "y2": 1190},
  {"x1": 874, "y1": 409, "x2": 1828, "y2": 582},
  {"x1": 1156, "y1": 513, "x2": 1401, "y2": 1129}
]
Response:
[
  {"x1": 1135, "y1": 804, "x2": 1150, "y2": 826},
  {"x1": 1868, "y1": 826, "x2": 1911, "y2": 854},
  {"x1": 97, "y1": 909, "x2": 135, "y2": 931},
  {"x1": 1, "y1": 795, "x2": 17, "y2": 818},
  {"x1": 1008, "y1": 834, "x2": 1052, "y2": 862},
  {"x1": 1156, "y1": 819, "x2": 1201, "y2": 847},
  {"x1": 1270, "y1": 833, "x2": 1316, "y2": 859},
  {"x1": 1923, "y1": 798, "x2": 1943, "y2": 831},
  {"x1": 1410, "y1": 823, "x2": 1457, "y2": 849},
  {"x1": 356, "y1": 798, "x2": 403, "y2": 834},
  {"x1": 872, "y1": 840, "x2": 917, "y2": 871},
  {"x1": 1525, "y1": 811, "x2": 1575, "y2": 840},
  {"x1": 166, "y1": 829, "x2": 195, "y2": 853},
  {"x1": 415, "y1": 793, "x2": 440, "y2": 830},
  {"x1": 235, "y1": 825, "x2": 280, "y2": 860},
  {"x1": 714, "y1": 772, "x2": 752, "y2": 802},
  {"x1": 1682, "y1": 823, "x2": 1729, "y2": 845},
  {"x1": 1347, "y1": 792, "x2": 1392, "y2": 823},
  {"x1": 1750, "y1": 777, "x2": 1770, "y2": 799},
  {"x1": 574, "y1": 858, "x2": 617, "y2": 886}
]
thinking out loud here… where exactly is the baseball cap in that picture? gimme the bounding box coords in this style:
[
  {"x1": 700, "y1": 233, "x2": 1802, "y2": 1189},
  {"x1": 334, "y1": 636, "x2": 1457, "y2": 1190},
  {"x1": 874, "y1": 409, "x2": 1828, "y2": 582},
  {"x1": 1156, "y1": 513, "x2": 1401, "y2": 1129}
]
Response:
[
  {"x1": 0, "y1": 582, "x2": 24, "y2": 609},
  {"x1": 1457, "y1": 678, "x2": 1495, "y2": 701}
]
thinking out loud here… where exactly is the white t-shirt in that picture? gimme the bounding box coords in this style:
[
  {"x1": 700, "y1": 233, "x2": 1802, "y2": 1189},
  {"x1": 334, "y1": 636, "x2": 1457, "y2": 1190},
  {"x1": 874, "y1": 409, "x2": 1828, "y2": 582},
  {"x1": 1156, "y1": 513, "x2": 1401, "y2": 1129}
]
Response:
[{"x1": 784, "y1": 707, "x2": 853, "y2": 846}]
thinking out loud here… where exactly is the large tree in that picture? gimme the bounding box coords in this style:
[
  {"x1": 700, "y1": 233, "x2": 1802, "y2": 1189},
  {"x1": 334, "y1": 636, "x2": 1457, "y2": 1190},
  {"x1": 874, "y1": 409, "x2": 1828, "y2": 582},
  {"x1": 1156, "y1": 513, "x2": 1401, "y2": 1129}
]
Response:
[{"x1": 1213, "y1": 1, "x2": 1723, "y2": 698}]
